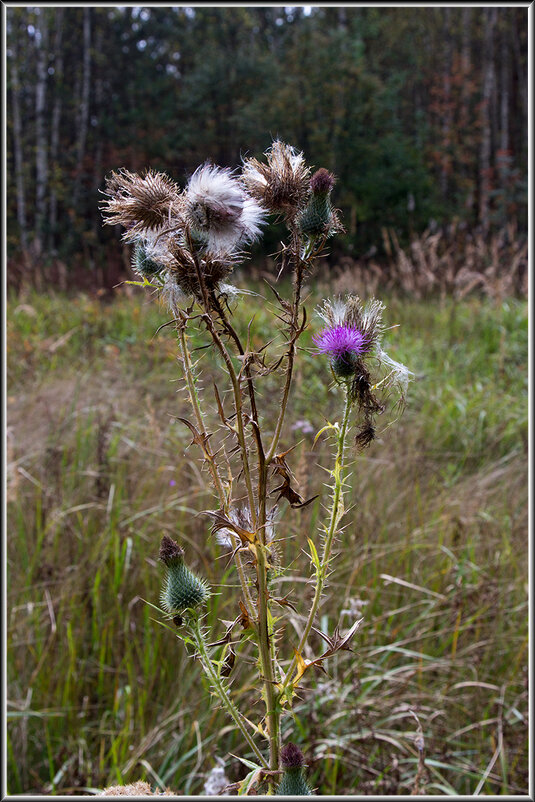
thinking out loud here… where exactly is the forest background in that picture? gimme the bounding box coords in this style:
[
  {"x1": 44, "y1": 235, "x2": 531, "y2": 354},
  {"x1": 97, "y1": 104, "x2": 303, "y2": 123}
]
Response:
[
  {"x1": 6, "y1": 4, "x2": 528, "y2": 289},
  {"x1": 6, "y1": 4, "x2": 529, "y2": 797}
]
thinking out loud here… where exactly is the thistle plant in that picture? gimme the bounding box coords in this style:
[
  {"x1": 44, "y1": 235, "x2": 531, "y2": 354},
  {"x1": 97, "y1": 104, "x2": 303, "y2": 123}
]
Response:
[{"x1": 101, "y1": 140, "x2": 412, "y2": 794}]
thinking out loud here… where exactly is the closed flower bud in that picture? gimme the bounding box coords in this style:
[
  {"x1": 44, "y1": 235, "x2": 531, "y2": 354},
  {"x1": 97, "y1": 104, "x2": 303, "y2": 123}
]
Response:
[
  {"x1": 133, "y1": 242, "x2": 165, "y2": 277},
  {"x1": 298, "y1": 168, "x2": 342, "y2": 239},
  {"x1": 159, "y1": 536, "x2": 210, "y2": 615},
  {"x1": 276, "y1": 744, "x2": 312, "y2": 796}
]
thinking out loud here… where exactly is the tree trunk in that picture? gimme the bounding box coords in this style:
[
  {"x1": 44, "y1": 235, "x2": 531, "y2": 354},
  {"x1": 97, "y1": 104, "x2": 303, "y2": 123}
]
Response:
[
  {"x1": 72, "y1": 7, "x2": 91, "y2": 212},
  {"x1": 440, "y1": 7, "x2": 452, "y2": 200},
  {"x1": 49, "y1": 7, "x2": 64, "y2": 255},
  {"x1": 10, "y1": 22, "x2": 28, "y2": 253},
  {"x1": 34, "y1": 10, "x2": 49, "y2": 258},
  {"x1": 460, "y1": 7, "x2": 474, "y2": 217},
  {"x1": 500, "y1": 23, "x2": 509, "y2": 154},
  {"x1": 478, "y1": 7, "x2": 497, "y2": 234}
]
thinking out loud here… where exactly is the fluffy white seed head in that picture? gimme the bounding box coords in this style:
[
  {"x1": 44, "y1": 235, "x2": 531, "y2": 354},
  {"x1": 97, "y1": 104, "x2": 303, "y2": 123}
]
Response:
[{"x1": 184, "y1": 164, "x2": 265, "y2": 256}]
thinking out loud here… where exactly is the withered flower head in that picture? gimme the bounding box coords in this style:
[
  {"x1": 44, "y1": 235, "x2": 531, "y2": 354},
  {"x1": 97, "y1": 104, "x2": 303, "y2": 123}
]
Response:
[
  {"x1": 184, "y1": 163, "x2": 265, "y2": 256},
  {"x1": 212, "y1": 506, "x2": 278, "y2": 549},
  {"x1": 242, "y1": 140, "x2": 311, "y2": 217},
  {"x1": 101, "y1": 168, "x2": 183, "y2": 241},
  {"x1": 354, "y1": 421, "x2": 376, "y2": 451}
]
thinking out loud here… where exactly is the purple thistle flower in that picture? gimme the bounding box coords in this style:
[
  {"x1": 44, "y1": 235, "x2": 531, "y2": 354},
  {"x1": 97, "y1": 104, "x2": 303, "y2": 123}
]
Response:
[{"x1": 313, "y1": 324, "x2": 368, "y2": 378}]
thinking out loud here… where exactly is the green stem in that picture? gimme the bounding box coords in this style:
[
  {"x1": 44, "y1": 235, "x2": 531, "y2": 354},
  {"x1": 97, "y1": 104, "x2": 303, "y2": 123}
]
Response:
[
  {"x1": 188, "y1": 615, "x2": 268, "y2": 768},
  {"x1": 282, "y1": 389, "x2": 353, "y2": 690},
  {"x1": 254, "y1": 542, "x2": 280, "y2": 781}
]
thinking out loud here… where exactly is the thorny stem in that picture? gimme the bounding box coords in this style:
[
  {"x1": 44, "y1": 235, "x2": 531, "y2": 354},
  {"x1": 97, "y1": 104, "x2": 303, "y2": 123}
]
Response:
[
  {"x1": 256, "y1": 229, "x2": 327, "y2": 776},
  {"x1": 209, "y1": 290, "x2": 265, "y2": 478},
  {"x1": 188, "y1": 615, "x2": 268, "y2": 768},
  {"x1": 186, "y1": 236, "x2": 279, "y2": 776},
  {"x1": 281, "y1": 389, "x2": 353, "y2": 691},
  {"x1": 254, "y1": 542, "x2": 280, "y2": 782},
  {"x1": 175, "y1": 312, "x2": 256, "y2": 618},
  {"x1": 265, "y1": 228, "x2": 305, "y2": 466},
  {"x1": 186, "y1": 232, "x2": 258, "y2": 529}
]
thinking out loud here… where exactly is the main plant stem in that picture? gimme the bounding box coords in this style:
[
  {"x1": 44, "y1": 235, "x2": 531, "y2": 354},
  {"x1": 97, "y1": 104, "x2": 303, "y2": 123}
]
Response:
[
  {"x1": 176, "y1": 315, "x2": 255, "y2": 617},
  {"x1": 255, "y1": 543, "x2": 280, "y2": 782},
  {"x1": 188, "y1": 615, "x2": 268, "y2": 768}
]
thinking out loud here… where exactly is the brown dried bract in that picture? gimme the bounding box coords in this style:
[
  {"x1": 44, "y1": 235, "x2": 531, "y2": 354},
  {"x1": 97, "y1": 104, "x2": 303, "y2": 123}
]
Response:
[{"x1": 101, "y1": 168, "x2": 183, "y2": 240}]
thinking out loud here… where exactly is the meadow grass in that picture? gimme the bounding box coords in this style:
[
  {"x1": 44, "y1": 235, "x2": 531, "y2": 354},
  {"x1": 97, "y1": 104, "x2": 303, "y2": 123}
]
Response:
[{"x1": 6, "y1": 282, "x2": 528, "y2": 795}]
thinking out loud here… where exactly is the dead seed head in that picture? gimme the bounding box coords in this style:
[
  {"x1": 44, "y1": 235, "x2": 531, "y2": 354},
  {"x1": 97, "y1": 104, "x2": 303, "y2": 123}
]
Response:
[
  {"x1": 184, "y1": 163, "x2": 265, "y2": 256},
  {"x1": 354, "y1": 421, "x2": 377, "y2": 450},
  {"x1": 242, "y1": 140, "x2": 311, "y2": 216},
  {"x1": 101, "y1": 169, "x2": 182, "y2": 240}
]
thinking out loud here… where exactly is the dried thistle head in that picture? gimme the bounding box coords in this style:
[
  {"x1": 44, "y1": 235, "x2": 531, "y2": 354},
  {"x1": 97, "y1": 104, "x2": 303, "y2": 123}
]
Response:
[
  {"x1": 184, "y1": 163, "x2": 265, "y2": 256},
  {"x1": 101, "y1": 168, "x2": 183, "y2": 241},
  {"x1": 101, "y1": 780, "x2": 174, "y2": 796},
  {"x1": 242, "y1": 140, "x2": 311, "y2": 217}
]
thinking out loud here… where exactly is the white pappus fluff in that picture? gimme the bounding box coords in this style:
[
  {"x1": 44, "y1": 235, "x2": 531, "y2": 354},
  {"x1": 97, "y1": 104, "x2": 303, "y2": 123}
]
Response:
[{"x1": 184, "y1": 163, "x2": 265, "y2": 256}]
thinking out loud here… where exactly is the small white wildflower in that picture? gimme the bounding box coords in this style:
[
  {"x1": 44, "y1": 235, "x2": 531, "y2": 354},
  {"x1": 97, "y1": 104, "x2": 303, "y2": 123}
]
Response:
[
  {"x1": 203, "y1": 759, "x2": 230, "y2": 796},
  {"x1": 291, "y1": 419, "x2": 315, "y2": 435}
]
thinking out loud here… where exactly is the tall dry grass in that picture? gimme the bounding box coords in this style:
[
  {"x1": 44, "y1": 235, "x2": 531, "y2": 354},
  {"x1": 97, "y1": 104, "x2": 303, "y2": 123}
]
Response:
[
  {"x1": 329, "y1": 223, "x2": 527, "y2": 302},
  {"x1": 6, "y1": 281, "x2": 528, "y2": 795}
]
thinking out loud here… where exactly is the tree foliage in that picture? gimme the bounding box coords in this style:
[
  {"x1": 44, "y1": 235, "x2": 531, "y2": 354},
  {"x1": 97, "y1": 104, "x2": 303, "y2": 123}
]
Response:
[{"x1": 6, "y1": 5, "x2": 528, "y2": 288}]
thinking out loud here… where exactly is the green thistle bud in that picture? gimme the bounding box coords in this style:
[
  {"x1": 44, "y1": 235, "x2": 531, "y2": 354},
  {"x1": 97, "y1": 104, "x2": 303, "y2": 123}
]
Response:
[
  {"x1": 331, "y1": 351, "x2": 360, "y2": 378},
  {"x1": 159, "y1": 536, "x2": 210, "y2": 615},
  {"x1": 298, "y1": 168, "x2": 338, "y2": 239},
  {"x1": 276, "y1": 743, "x2": 312, "y2": 796},
  {"x1": 133, "y1": 243, "x2": 164, "y2": 277}
]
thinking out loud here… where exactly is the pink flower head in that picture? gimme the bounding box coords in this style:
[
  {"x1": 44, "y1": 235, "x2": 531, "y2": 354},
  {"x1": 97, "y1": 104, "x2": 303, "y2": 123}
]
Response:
[
  {"x1": 313, "y1": 324, "x2": 367, "y2": 358},
  {"x1": 313, "y1": 324, "x2": 369, "y2": 378}
]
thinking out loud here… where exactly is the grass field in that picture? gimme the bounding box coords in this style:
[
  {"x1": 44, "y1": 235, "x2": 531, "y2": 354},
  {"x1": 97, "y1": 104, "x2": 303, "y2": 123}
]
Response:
[{"x1": 6, "y1": 278, "x2": 528, "y2": 795}]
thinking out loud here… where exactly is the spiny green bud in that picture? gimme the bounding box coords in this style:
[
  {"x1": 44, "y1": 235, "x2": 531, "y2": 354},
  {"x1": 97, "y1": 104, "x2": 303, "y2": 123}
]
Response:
[
  {"x1": 331, "y1": 351, "x2": 360, "y2": 378},
  {"x1": 159, "y1": 536, "x2": 210, "y2": 615},
  {"x1": 276, "y1": 743, "x2": 312, "y2": 796},
  {"x1": 298, "y1": 168, "x2": 337, "y2": 239},
  {"x1": 133, "y1": 243, "x2": 164, "y2": 276}
]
